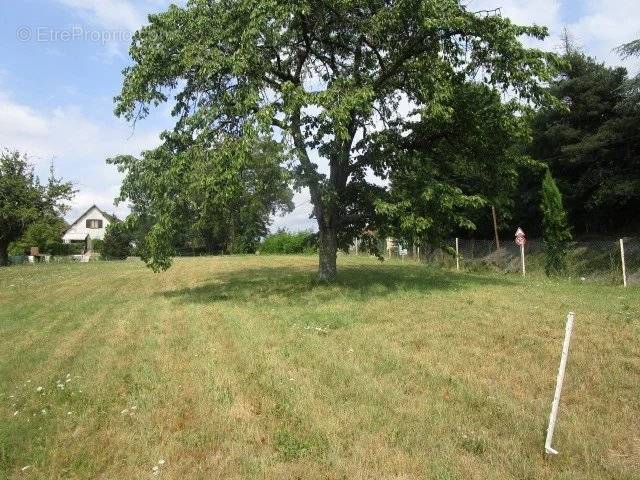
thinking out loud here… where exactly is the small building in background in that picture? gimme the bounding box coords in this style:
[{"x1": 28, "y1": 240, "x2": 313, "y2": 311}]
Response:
[{"x1": 62, "y1": 205, "x2": 117, "y2": 252}]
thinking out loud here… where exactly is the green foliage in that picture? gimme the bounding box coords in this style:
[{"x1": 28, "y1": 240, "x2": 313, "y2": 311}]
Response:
[
  {"x1": 540, "y1": 170, "x2": 572, "y2": 275},
  {"x1": 528, "y1": 48, "x2": 640, "y2": 234},
  {"x1": 109, "y1": 140, "x2": 293, "y2": 271},
  {"x1": 7, "y1": 216, "x2": 69, "y2": 256},
  {"x1": 100, "y1": 222, "x2": 132, "y2": 260},
  {"x1": 377, "y1": 82, "x2": 534, "y2": 244},
  {"x1": 274, "y1": 430, "x2": 309, "y2": 460},
  {"x1": 65, "y1": 243, "x2": 85, "y2": 255},
  {"x1": 91, "y1": 239, "x2": 105, "y2": 254},
  {"x1": 616, "y1": 38, "x2": 640, "y2": 110},
  {"x1": 0, "y1": 151, "x2": 74, "y2": 265},
  {"x1": 114, "y1": 0, "x2": 556, "y2": 279},
  {"x1": 260, "y1": 230, "x2": 317, "y2": 254}
]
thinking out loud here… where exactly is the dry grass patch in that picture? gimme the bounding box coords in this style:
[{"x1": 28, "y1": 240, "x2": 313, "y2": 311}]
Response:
[{"x1": 1, "y1": 255, "x2": 638, "y2": 479}]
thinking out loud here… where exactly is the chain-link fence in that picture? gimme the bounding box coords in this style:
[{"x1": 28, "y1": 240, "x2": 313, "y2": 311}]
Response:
[{"x1": 350, "y1": 237, "x2": 640, "y2": 286}]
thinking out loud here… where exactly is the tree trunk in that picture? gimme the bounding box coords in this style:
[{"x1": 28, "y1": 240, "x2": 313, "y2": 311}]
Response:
[
  {"x1": 0, "y1": 242, "x2": 9, "y2": 267},
  {"x1": 317, "y1": 225, "x2": 337, "y2": 282}
]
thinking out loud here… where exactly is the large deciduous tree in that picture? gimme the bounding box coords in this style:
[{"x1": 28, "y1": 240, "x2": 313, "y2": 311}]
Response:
[
  {"x1": 0, "y1": 151, "x2": 74, "y2": 266},
  {"x1": 109, "y1": 139, "x2": 292, "y2": 271},
  {"x1": 376, "y1": 81, "x2": 535, "y2": 245},
  {"x1": 115, "y1": 0, "x2": 555, "y2": 280}
]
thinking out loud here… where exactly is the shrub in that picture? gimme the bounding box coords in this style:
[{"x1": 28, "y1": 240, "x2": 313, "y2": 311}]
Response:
[
  {"x1": 91, "y1": 239, "x2": 104, "y2": 254},
  {"x1": 540, "y1": 170, "x2": 572, "y2": 276},
  {"x1": 100, "y1": 222, "x2": 132, "y2": 260},
  {"x1": 259, "y1": 231, "x2": 317, "y2": 254}
]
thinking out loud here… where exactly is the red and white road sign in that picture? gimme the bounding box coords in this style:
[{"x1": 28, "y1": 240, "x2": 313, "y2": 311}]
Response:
[{"x1": 515, "y1": 227, "x2": 526, "y2": 246}]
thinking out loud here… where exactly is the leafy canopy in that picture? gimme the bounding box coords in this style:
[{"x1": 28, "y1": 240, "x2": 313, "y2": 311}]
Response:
[
  {"x1": 115, "y1": 0, "x2": 556, "y2": 278},
  {"x1": 100, "y1": 222, "x2": 133, "y2": 260},
  {"x1": 109, "y1": 139, "x2": 293, "y2": 271},
  {"x1": 377, "y1": 81, "x2": 536, "y2": 244},
  {"x1": 0, "y1": 151, "x2": 74, "y2": 265}
]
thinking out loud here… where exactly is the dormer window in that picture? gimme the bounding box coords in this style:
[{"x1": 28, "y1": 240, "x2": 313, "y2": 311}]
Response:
[{"x1": 86, "y1": 219, "x2": 103, "y2": 229}]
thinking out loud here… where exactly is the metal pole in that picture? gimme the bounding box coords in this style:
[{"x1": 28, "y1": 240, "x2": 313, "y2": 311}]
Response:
[
  {"x1": 355, "y1": 237, "x2": 358, "y2": 256},
  {"x1": 545, "y1": 312, "x2": 575, "y2": 455},
  {"x1": 521, "y1": 244, "x2": 526, "y2": 277},
  {"x1": 620, "y1": 239, "x2": 627, "y2": 287},
  {"x1": 455, "y1": 238, "x2": 460, "y2": 271}
]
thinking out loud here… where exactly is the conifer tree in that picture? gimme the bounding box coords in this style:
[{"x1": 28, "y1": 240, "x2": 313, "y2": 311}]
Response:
[{"x1": 540, "y1": 170, "x2": 572, "y2": 275}]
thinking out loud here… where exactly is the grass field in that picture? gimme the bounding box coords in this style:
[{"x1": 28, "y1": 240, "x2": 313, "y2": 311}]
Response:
[{"x1": 1, "y1": 255, "x2": 639, "y2": 479}]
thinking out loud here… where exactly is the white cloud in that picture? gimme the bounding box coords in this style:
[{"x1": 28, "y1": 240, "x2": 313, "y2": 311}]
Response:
[
  {"x1": 55, "y1": 0, "x2": 144, "y2": 32},
  {"x1": 470, "y1": 0, "x2": 561, "y2": 31},
  {"x1": 469, "y1": 0, "x2": 639, "y2": 72},
  {"x1": 53, "y1": 0, "x2": 180, "y2": 60},
  {"x1": 568, "y1": 0, "x2": 640, "y2": 71},
  {"x1": 69, "y1": 186, "x2": 129, "y2": 220},
  {"x1": 0, "y1": 89, "x2": 162, "y2": 222},
  {"x1": 0, "y1": 93, "x2": 49, "y2": 137},
  {"x1": 270, "y1": 189, "x2": 316, "y2": 233}
]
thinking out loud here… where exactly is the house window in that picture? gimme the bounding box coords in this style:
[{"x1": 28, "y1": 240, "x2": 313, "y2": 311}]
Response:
[{"x1": 86, "y1": 219, "x2": 103, "y2": 229}]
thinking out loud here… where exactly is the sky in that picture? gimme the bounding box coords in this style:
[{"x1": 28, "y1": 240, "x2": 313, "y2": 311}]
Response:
[{"x1": 0, "y1": 1, "x2": 639, "y2": 232}]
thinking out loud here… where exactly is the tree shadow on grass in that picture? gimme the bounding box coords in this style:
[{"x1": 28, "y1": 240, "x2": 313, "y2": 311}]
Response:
[{"x1": 159, "y1": 261, "x2": 515, "y2": 305}]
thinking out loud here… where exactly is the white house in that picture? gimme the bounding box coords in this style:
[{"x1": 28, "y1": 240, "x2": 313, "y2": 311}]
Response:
[{"x1": 62, "y1": 205, "x2": 117, "y2": 251}]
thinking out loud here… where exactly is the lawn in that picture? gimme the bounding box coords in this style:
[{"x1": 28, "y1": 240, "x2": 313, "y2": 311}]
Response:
[{"x1": 0, "y1": 255, "x2": 638, "y2": 479}]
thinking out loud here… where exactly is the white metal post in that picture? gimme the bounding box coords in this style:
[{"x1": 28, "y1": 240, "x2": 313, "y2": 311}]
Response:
[
  {"x1": 355, "y1": 237, "x2": 358, "y2": 256},
  {"x1": 521, "y1": 244, "x2": 526, "y2": 277},
  {"x1": 455, "y1": 237, "x2": 460, "y2": 271},
  {"x1": 545, "y1": 312, "x2": 575, "y2": 455},
  {"x1": 620, "y1": 238, "x2": 627, "y2": 287}
]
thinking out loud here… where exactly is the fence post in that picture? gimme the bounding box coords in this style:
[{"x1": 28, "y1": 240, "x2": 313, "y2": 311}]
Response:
[
  {"x1": 620, "y1": 238, "x2": 627, "y2": 287},
  {"x1": 521, "y1": 244, "x2": 526, "y2": 277},
  {"x1": 491, "y1": 206, "x2": 501, "y2": 250},
  {"x1": 455, "y1": 238, "x2": 460, "y2": 271},
  {"x1": 545, "y1": 312, "x2": 575, "y2": 455},
  {"x1": 355, "y1": 237, "x2": 358, "y2": 256}
]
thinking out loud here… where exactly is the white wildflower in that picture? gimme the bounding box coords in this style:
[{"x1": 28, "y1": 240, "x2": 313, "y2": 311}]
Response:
[
  {"x1": 36, "y1": 386, "x2": 43, "y2": 392},
  {"x1": 158, "y1": 459, "x2": 165, "y2": 465}
]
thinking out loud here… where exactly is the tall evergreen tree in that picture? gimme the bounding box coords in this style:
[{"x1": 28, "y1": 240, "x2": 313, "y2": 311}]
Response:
[
  {"x1": 528, "y1": 45, "x2": 640, "y2": 234},
  {"x1": 540, "y1": 170, "x2": 571, "y2": 276},
  {"x1": 616, "y1": 38, "x2": 640, "y2": 111}
]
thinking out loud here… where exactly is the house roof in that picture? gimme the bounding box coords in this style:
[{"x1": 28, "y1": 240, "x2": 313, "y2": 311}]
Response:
[
  {"x1": 62, "y1": 233, "x2": 89, "y2": 241},
  {"x1": 63, "y1": 204, "x2": 119, "y2": 235}
]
